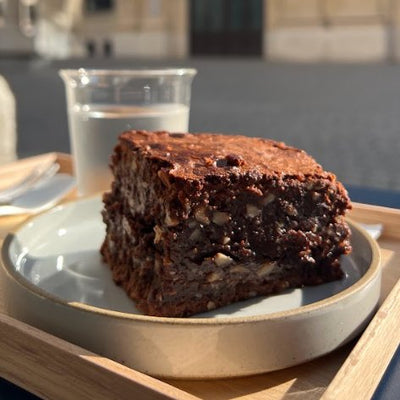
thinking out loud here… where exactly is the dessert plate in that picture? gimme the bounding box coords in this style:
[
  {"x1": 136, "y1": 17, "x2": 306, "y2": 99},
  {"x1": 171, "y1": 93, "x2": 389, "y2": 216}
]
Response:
[{"x1": 0, "y1": 197, "x2": 381, "y2": 378}]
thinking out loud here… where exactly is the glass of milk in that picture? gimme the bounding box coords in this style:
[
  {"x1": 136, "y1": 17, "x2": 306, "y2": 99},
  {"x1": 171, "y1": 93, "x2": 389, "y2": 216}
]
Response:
[{"x1": 59, "y1": 68, "x2": 197, "y2": 196}]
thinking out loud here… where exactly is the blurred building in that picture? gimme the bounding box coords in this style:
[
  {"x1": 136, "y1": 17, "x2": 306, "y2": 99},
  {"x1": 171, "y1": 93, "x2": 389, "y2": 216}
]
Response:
[
  {"x1": 266, "y1": 0, "x2": 398, "y2": 62},
  {"x1": 33, "y1": 0, "x2": 188, "y2": 58},
  {"x1": 0, "y1": 0, "x2": 36, "y2": 56},
  {"x1": 1, "y1": 0, "x2": 400, "y2": 62}
]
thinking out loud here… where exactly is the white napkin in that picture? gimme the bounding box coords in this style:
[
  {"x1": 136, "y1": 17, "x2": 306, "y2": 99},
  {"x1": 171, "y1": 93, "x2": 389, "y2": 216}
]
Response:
[
  {"x1": 359, "y1": 223, "x2": 383, "y2": 240},
  {"x1": 0, "y1": 173, "x2": 76, "y2": 216},
  {"x1": 0, "y1": 75, "x2": 17, "y2": 165}
]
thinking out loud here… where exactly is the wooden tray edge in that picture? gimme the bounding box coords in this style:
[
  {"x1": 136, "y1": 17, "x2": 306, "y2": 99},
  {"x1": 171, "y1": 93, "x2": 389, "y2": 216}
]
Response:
[
  {"x1": 323, "y1": 277, "x2": 400, "y2": 399},
  {"x1": 0, "y1": 312, "x2": 199, "y2": 400},
  {"x1": 0, "y1": 154, "x2": 399, "y2": 399},
  {"x1": 323, "y1": 202, "x2": 400, "y2": 398},
  {"x1": 351, "y1": 202, "x2": 400, "y2": 239}
]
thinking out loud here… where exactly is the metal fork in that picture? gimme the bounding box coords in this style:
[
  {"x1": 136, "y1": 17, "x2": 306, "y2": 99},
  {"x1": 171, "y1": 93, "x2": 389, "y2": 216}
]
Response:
[{"x1": 0, "y1": 160, "x2": 60, "y2": 204}]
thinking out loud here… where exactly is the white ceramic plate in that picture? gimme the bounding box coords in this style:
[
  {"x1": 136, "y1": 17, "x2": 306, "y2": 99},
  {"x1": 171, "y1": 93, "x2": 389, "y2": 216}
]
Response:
[{"x1": 0, "y1": 197, "x2": 381, "y2": 378}]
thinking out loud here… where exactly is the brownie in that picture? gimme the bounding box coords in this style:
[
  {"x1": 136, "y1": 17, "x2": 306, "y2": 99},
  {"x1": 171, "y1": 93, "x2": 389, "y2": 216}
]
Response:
[{"x1": 101, "y1": 130, "x2": 352, "y2": 317}]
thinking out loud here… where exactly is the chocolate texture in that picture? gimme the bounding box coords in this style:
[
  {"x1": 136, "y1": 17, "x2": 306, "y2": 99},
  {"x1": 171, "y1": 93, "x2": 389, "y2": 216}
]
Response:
[{"x1": 101, "y1": 130, "x2": 352, "y2": 317}]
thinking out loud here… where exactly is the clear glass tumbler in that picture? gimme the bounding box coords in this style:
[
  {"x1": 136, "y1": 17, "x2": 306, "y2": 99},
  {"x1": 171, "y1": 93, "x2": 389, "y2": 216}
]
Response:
[{"x1": 59, "y1": 68, "x2": 197, "y2": 196}]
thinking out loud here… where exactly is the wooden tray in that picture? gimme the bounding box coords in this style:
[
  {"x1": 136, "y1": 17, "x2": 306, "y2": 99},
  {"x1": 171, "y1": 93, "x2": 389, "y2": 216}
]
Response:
[{"x1": 0, "y1": 154, "x2": 399, "y2": 400}]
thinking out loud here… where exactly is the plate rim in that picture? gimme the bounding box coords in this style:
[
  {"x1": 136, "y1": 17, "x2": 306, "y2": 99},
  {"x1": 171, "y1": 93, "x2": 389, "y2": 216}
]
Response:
[{"x1": 1, "y1": 196, "x2": 381, "y2": 326}]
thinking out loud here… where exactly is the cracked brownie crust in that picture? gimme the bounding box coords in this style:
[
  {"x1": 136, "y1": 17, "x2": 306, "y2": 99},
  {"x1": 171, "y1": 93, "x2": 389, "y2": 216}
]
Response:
[{"x1": 101, "y1": 130, "x2": 352, "y2": 317}]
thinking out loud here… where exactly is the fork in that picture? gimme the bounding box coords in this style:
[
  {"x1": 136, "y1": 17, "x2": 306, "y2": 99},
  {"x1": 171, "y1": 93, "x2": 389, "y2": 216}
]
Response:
[{"x1": 0, "y1": 160, "x2": 60, "y2": 204}]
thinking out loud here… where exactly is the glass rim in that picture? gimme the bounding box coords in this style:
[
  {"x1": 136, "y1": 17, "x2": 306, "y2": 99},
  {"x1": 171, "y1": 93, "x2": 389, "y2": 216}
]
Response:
[{"x1": 59, "y1": 67, "x2": 197, "y2": 78}]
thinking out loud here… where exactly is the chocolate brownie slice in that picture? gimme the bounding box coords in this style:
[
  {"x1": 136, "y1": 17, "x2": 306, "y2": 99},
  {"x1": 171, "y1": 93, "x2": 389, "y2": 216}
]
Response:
[{"x1": 101, "y1": 130, "x2": 352, "y2": 317}]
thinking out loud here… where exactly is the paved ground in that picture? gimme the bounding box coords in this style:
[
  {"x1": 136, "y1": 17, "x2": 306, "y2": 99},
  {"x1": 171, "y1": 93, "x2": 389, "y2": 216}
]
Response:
[{"x1": 1, "y1": 57, "x2": 399, "y2": 191}]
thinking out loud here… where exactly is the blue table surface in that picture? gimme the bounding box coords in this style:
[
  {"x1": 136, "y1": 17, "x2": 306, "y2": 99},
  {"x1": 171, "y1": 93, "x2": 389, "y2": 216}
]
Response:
[{"x1": 1, "y1": 185, "x2": 399, "y2": 399}]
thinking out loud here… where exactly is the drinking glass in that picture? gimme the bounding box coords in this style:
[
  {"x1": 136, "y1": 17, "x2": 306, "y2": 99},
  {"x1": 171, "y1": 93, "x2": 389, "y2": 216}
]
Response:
[{"x1": 59, "y1": 68, "x2": 197, "y2": 195}]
